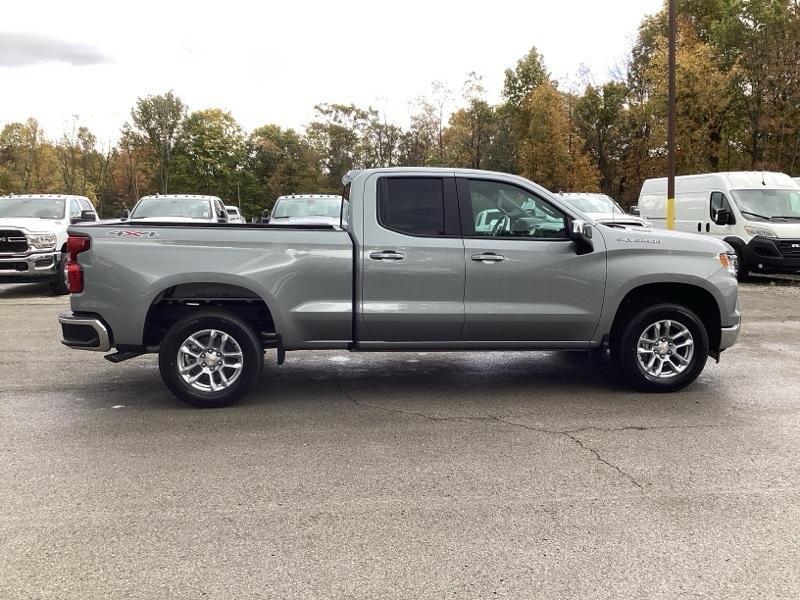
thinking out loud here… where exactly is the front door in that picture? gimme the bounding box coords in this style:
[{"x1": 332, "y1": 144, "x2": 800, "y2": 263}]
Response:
[
  {"x1": 458, "y1": 177, "x2": 606, "y2": 343},
  {"x1": 360, "y1": 174, "x2": 465, "y2": 342}
]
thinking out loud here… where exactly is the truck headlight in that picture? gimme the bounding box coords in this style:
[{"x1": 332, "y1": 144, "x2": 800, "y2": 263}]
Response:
[
  {"x1": 27, "y1": 233, "x2": 57, "y2": 249},
  {"x1": 744, "y1": 225, "x2": 777, "y2": 238},
  {"x1": 719, "y1": 252, "x2": 738, "y2": 276}
]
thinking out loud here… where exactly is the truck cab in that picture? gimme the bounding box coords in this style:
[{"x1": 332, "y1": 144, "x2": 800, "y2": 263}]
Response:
[
  {"x1": 638, "y1": 172, "x2": 800, "y2": 279},
  {"x1": 0, "y1": 193, "x2": 97, "y2": 294}
]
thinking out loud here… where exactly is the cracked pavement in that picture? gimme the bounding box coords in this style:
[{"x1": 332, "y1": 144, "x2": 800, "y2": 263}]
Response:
[{"x1": 1, "y1": 280, "x2": 799, "y2": 599}]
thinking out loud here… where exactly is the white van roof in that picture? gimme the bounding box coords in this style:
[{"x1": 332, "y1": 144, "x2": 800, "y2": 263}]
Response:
[{"x1": 641, "y1": 171, "x2": 797, "y2": 196}]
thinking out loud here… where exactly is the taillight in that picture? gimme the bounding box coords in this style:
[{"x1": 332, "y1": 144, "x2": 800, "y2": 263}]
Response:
[{"x1": 66, "y1": 235, "x2": 91, "y2": 293}]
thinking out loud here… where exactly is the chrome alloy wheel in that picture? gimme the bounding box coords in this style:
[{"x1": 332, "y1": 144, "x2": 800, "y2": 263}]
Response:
[
  {"x1": 177, "y1": 329, "x2": 244, "y2": 392},
  {"x1": 636, "y1": 319, "x2": 694, "y2": 379}
]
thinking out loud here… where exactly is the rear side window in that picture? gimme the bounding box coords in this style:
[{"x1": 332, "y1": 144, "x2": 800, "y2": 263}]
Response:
[
  {"x1": 78, "y1": 198, "x2": 93, "y2": 211},
  {"x1": 378, "y1": 178, "x2": 446, "y2": 236}
]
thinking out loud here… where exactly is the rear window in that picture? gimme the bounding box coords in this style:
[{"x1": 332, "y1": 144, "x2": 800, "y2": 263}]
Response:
[{"x1": 378, "y1": 178, "x2": 445, "y2": 236}]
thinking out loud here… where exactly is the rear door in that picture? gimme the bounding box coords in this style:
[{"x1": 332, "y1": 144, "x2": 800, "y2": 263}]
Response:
[
  {"x1": 458, "y1": 177, "x2": 606, "y2": 343},
  {"x1": 360, "y1": 174, "x2": 465, "y2": 342}
]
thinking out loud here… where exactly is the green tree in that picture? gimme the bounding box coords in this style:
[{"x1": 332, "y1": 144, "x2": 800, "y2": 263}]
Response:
[
  {"x1": 171, "y1": 108, "x2": 246, "y2": 203},
  {"x1": 305, "y1": 103, "x2": 369, "y2": 190},
  {"x1": 246, "y1": 124, "x2": 322, "y2": 209},
  {"x1": 125, "y1": 91, "x2": 187, "y2": 193},
  {"x1": 574, "y1": 82, "x2": 629, "y2": 196}
]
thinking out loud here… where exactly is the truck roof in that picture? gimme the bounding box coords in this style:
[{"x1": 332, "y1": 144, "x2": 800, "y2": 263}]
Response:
[
  {"x1": 0, "y1": 193, "x2": 90, "y2": 200},
  {"x1": 343, "y1": 166, "x2": 551, "y2": 186},
  {"x1": 641, "y1": 171, "x2": 797, "y2": 194},
  {"x1": 275, "y1": 194, "x2": 343, "y2": 200},
  {"x1": 138, "y1": 194, "x2": 222, "y2": 201}
]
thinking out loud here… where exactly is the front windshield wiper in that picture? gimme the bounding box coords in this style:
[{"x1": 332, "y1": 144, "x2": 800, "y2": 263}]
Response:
[
  {"x1": 769, "y1": 215, "x2": 800, "y2": 220},
  {"x1": 740, "y1": 210, "x2": 771, "y2": 220}
]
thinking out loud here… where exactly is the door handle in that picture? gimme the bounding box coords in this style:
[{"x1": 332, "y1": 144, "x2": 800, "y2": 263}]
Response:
[
  {"x1": 471, "y1": 253, "x2": 505, "y2": 263},
  {"x1": 369, "y1": 250, "x2": 405, "y2": 261}
]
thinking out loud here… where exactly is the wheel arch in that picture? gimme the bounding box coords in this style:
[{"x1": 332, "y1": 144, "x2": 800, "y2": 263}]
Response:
[
  {"x1": 609, "y1": 282, "x2": 722, "y2": 352},
  {"x1": 142, "y1": 281, "x2": 279, "y2": 348}
]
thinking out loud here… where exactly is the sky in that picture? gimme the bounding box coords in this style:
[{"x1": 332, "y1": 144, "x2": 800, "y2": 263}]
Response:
[{"x1": 1, "y1": 0, "x2": 664, "y2": 145}]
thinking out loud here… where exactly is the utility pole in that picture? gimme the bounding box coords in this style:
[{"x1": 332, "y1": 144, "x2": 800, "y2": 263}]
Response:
[{"x1": 667, "y1": 0, "x2": 677, "y2": 230}]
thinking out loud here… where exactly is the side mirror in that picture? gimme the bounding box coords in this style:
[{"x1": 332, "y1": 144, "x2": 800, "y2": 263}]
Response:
[
  {"x1": 629, "y1": 205, "x2": 641, "y2": 216},
  {"x1": 570, "y1": 219, "x2": 594, "y2": 255},
  {"x1": 121, "y1": 208, "x2": 130, "y2": 220},
  {"x1": 713, "y1": 208, "x2": 734, "y2": 225},
  {"x1": 71, "y1": 210, "x2": 98, "y2": 224}
]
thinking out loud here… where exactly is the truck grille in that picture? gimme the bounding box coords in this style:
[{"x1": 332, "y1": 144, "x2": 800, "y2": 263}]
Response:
[
  {"x1": 778, "y1": 240, "x2": 800, "y2": 256},
  {"x1": 0, "y1": 262, "x2": 28, "y2": 272},
  {"x1": 0, "y1": 229, "x2": 28, "y2": 254}
]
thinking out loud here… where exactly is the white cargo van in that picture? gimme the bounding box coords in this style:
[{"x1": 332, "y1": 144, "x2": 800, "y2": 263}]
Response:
[{"x1": 639, "y1": 172, "x2": 800, "y2": 279}]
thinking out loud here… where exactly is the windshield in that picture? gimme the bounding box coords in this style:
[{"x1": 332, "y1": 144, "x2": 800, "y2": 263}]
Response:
[
  {"x1": 731, "y1": 189, "x2": 800, "y2": 220},
  {"x1": 0, "y1": 197, "x2": 65, "y2": 220},
  {"x1": 272, "y1": 197, "x2": 342, "y2": 219},
  {"x1": 560, "y1": 194, "x2": 624, "y2": 215},
  {"x1": 130, "y1": 198, "x2": 212, "y2": 219}
]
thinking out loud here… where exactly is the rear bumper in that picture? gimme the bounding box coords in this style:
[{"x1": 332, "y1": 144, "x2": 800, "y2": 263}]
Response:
[
  {"x1": 743, "y1": 237, "x2": 800, "y2": 273},
  {"x1": 0, "y1": 250, "x2": 60, "y2": 282},
  {"x1": 59, "y1": 311, "x2": 112, "y2": 352}
]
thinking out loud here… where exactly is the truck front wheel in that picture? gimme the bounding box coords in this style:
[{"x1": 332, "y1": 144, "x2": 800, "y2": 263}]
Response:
[
  {"x1": 158, "y1": 310, "x2": 263, "y2": 408},
  {"x1": 611, "y1": 303, "x2": 709, "y2": 392}
]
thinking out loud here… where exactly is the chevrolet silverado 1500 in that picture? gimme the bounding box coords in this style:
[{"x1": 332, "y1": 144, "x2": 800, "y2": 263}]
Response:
[{"x1": 59, "y1": 168, "x2": 740, "y2": 407}]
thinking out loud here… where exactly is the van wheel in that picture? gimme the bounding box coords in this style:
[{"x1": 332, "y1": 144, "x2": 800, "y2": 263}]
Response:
[
  {"x1": 158, "y1": 310, "x2": 263, "y2": 408},
  {"x1": 611, "y1": 303, "x2": 708, "y2": 392},
  {"x1": 733, "y1": 247, "x2": 752, "y2": 282}
]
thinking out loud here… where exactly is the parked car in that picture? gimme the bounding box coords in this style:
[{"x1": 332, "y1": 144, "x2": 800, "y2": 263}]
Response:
[
  {"x1": 638, "y1": 172, "x2": 800, "y2": 280},
  {"x1": 59, "y1": 167, "x2": 739, "y2": 407},
  {"x1": 127, "y1": 194, "x2": 228, "y2": 223},
  {"x1": 557, "y1": 193, "x2": 651, "y2": 227},
  {"x1": 225, "y1": 205, "x2": 246, "y2": 224},
  {"x1": 0, "y1": 193, "x2": 97, "y2": 294},
  {"x1": 265, "y1": 194, "x2": 346, "y2": 225}
]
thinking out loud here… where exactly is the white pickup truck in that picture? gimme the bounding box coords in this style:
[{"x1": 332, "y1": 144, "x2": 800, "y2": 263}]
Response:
[{"x1": 0, "y1": 194, "x2": 98, "y2": 294}]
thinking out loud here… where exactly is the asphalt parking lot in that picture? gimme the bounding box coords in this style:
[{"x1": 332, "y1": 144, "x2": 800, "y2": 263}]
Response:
[{"x1": 1, "y1": 281, "x2": 799, "y2": 599}]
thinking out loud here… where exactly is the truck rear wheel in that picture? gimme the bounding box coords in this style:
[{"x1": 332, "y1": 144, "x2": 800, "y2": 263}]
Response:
[
  {"x1": 611, "y1": 303, "x2": 709, "y2": 392},
  {"x1": 158, "y1": 310, "x2": 263, "y2": 408}
]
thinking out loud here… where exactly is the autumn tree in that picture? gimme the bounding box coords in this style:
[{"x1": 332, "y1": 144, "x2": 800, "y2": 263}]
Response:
[
  {"x1": 0, "y1": 119, "x2": 58, "y2": 193},
  {"x1": 516, "y1": 82, "x2": 600, "y2": 192}
]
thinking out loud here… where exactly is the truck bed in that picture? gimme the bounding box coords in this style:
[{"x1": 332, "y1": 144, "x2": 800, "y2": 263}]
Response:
[{"x1": 68, "y1": 221, "x2": 354, "y2": 349}]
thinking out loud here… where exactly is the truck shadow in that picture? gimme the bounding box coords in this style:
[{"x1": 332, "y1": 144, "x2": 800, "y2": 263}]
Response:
[
  {"x1": 0, "y1": 282, "x2": 55, "y2": 299},
  {"x1": 72, "y1": 349, "x2": 719, "y2": 417}
]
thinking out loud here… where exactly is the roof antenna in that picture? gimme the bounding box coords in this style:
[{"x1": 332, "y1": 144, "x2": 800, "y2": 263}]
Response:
[{"x1": 761, "y1": 172, "x2": 766, "y2": 186}]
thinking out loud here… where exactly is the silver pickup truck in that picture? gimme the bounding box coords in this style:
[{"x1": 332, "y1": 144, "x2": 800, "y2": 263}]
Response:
[{"x1": 59, "y1": 168, "x2": 740, "y2": 407}]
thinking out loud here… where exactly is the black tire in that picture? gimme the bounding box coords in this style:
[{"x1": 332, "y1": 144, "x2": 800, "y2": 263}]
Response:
[
  {"x1": 733, "y1": 246, "x2": 752, "y2": 282},
  {"x1": 49, "y1": 252, "x2": 69, "y2": 295},
  {"x1": 158, "y1": 310, "x2": 263, "y2": 408},
  {"x1": 611, "y1": 302, "x2": 709, "y2": 393}
]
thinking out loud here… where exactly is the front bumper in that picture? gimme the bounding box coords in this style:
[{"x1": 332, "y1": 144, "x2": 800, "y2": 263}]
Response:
[
  {"x1": 719, "y1": 322, "x2": 740, "y2": 351},
  {"x1": 59, "y1": 311, "x2": 112, "y2": 352},
  {"x1": 744, "y1": 237, "x2": 800, "y2": 273},
  {"x1": 0, "y1": 250, "x2": 60, "y2": 282}
]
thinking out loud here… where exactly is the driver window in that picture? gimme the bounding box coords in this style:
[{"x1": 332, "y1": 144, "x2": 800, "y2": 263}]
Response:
[
  {"x1": 710, "y1": 191, "x2": 732, "y2": 218},
  {"x1": 467, "y1": 179, "x2": 567, "y2": 239}
]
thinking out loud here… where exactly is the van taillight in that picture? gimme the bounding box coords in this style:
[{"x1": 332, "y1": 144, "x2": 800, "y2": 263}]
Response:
[{"x1": 66, "y1": 235, "x2": 91, "y2": 293}]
